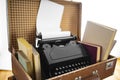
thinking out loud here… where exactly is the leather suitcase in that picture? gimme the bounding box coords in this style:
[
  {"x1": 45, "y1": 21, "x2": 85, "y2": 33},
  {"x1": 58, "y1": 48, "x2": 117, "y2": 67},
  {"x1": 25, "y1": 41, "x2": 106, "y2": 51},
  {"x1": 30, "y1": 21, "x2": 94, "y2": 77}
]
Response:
[{"x1": 8, "y1": 0, "x2": 117, "y2": 80}]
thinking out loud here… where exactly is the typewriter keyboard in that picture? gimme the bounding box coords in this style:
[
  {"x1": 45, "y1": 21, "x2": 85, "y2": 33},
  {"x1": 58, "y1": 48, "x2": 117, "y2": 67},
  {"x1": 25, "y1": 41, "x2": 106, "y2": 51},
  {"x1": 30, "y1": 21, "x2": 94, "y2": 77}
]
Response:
[{"x1": 51, "y1": 60, "x2": 91, "y2": 76}]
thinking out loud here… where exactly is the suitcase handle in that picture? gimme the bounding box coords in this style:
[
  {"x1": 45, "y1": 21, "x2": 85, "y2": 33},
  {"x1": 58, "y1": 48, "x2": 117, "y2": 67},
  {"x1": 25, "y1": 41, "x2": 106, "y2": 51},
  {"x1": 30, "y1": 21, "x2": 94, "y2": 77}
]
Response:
[{"x1": 74, "y1": 70, "x2": 100, "y2": 80}]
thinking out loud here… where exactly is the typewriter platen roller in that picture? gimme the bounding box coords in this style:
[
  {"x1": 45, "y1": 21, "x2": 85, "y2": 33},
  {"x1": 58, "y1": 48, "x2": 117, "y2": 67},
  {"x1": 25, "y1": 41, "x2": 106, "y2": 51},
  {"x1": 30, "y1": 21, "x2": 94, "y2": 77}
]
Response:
[{"x1": 36, "y1": 35, "x2": 91, "y2": 79}]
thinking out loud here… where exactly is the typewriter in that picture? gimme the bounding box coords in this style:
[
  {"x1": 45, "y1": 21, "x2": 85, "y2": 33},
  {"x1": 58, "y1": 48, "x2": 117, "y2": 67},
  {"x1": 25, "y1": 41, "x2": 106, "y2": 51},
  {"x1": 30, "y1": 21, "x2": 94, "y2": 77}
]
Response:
[{"x1": 36, "y1": 34, "x2": 91, "y2": 79}]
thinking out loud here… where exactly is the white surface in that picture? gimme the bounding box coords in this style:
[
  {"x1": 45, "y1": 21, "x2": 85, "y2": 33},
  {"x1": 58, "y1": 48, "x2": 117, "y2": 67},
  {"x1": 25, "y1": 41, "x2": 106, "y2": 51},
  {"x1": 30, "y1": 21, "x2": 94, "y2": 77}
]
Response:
[
  {"x1": 36, "y1": 0, "x2": 64, "y2": 34},
  {"x1": 0, "y1": 0, "x2": 8, "y2": 50},
  {"x1": 81, "y1": 0, "x2": 120, "y2": 57},
  {"x1": 0, "y1": 51, "x2": 12, "y2": 70},
  {"x1": 0, "y1": 0, "x2": 12, "y2": 70}
]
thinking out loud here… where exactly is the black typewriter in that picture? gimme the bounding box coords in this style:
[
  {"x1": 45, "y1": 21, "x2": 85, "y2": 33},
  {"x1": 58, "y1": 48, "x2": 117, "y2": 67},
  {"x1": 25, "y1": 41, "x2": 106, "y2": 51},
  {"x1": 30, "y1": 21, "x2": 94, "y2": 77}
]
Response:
[{"x1": 36, "y1": 35, "x2": 91, "y2": 79}]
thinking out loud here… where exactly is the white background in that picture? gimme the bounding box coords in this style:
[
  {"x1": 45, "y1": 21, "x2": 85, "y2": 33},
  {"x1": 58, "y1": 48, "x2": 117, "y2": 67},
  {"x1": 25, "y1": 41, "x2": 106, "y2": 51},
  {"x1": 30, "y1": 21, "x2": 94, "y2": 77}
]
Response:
[
  {"x1": 0, "y1": 0, "x2": 8, "y2": 52},
  {"x1": 0, "y1": 0, "x2": 12, "y2": 70}
]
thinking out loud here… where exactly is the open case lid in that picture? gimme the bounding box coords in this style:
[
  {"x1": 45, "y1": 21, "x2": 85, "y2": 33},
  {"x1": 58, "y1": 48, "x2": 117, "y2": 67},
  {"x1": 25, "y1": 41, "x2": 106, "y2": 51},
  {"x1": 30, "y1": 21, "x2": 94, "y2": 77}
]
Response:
[{"x1": 8, "y1": 0, "x2": 82, "y2": 50}]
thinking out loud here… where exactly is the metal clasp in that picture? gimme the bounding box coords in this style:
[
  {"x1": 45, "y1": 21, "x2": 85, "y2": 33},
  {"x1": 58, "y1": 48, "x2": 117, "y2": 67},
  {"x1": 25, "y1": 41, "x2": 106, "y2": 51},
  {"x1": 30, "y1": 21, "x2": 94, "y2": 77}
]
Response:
[
  {"x1": 75, "y1": 76, "x2": 81, "y2": 80},
  {"x1": 92, "y1": 70, "x2": 100, "y2": 80}
]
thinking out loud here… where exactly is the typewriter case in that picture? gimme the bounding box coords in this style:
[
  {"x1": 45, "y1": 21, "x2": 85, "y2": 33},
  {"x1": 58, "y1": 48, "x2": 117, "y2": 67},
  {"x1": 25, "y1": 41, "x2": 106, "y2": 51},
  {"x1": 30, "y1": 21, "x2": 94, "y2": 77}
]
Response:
[{"x1": 8, "y1": 0, "x2": 117, "y2": 80}]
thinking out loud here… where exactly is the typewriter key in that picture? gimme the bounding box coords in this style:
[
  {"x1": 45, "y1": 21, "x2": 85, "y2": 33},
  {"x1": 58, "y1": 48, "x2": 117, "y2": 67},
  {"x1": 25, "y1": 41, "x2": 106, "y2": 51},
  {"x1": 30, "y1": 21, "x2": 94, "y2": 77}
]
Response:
[
  {"x1": 65, "y1": 70, "x2": 68, "y2": 72},
  {"x1": 58, "y1": 72, "x2": 61, "y2": 75},
  {"x1": 61, "y1": 71, "x2": 64, "y2": 74},
  {"x1": 69, "y1": 65, "x2": 72, "y2": 67},
  {"x1": 54, "y1": 72, "x2": 58, "y2": 75},
  {"x1": 62, "y1": 66, "x2": 65, "y2": 69},
  {"x1": 59, "y1": 67, "x2": 62, "y2": 70},
  {"x1": 55, "y1": 68, "x2": 59, "y2": 71},
  {"x1": 72, "y1": 64, "x2": 75, "y2": 67}
]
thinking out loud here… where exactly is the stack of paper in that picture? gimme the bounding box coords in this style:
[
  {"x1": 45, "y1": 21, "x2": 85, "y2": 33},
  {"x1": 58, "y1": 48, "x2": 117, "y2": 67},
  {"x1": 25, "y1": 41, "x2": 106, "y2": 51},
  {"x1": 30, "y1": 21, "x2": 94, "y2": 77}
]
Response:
[
  {"x1": 36, "y1": 0, "x2": 70, "y2": 39},
  {"x1": 17, "y1": 38, "x2": 41, "y2": 80}
]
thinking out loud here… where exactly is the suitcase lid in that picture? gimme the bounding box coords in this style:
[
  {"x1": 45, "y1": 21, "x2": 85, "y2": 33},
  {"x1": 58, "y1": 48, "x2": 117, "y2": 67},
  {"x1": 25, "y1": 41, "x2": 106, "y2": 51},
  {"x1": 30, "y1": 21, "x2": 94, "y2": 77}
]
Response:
[{"x1": 8, "y1": 0, "x2": 82, "y2": 50}]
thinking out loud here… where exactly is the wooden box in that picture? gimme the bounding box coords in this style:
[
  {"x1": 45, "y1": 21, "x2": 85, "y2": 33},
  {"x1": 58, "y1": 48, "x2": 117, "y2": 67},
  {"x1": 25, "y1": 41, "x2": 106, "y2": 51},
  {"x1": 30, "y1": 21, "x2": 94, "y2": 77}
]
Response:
[{"x1": 8, "y1": 0, "x2": 117, "y2": 80}]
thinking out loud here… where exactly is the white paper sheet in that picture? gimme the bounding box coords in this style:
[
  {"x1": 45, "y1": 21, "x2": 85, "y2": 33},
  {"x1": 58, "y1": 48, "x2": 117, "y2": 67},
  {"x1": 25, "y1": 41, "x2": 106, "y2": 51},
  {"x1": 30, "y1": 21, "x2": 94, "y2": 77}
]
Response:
[
  {"x1": 36, "y1": 0, "x2": 64, "y2": 34},
  {"x1": 42, "y1": 31, "x2": 71, "y2": 39}
]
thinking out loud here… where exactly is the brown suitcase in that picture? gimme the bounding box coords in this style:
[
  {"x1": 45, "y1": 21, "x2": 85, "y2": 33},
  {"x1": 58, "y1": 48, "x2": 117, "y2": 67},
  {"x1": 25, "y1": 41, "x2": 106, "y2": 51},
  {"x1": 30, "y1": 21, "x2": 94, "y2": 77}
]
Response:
[{"x1": 8, "y1": 0, "x2": 117, "y2": 80}]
